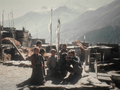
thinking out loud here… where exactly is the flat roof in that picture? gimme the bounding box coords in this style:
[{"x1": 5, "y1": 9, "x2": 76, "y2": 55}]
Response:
[
  {"x1": 88, "y1": 45, "x2": 112, "y2": 49},
  {"x1": 67, "y1": 46, "x2": 80, "y2": 49}
]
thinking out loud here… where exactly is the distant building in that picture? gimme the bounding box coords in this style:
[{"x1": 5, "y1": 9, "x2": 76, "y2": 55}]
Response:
[
  {"x1": 2, "y1": 27, "x2": 16, "y2": 38},
  {"x1": 16, "y1": 28, "x2": 32, "y2": 47},
  {"x1": 1, "y1": 27, "x2": 32, "y2": 47}
]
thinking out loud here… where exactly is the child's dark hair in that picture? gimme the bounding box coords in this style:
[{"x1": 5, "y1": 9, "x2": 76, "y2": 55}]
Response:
[
  {"x1": 36, "y1": 40, "x2": 42, "y2": 46},
  {"x1": 40, "y1": 48, "x2": 46, "y2": 54},
  {"x1": 62, "y1": 44, "x2": 67, "y2": 47}
]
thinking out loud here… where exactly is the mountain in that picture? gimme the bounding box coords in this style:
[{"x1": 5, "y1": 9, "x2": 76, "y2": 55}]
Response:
[
  {"x1": 4, "y1": 0, "x2": 119, "y2": 44},
  {"x1": 60, "y1": 0, "x2": 114, "y2": 13},
  {"x1": 60, "y1": 0, "x2": 120, "y2": 43},
  {"x1": 79, "y1": 25, "x2": 120, "y2": 45},
  {"x1": 4, "y1": 6, "x2": 79, "y2": 42}
]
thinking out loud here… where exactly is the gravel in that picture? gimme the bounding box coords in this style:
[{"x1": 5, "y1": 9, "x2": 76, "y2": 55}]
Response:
[{"x1": 0, "y1": 64, "x2": 32, "y2": 90}]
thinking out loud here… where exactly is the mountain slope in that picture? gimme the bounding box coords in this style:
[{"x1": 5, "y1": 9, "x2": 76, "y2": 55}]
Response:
[
  {"x1": 4, "y1": 6, "x2": 79, "y2": 42},
  {"x1": 79, "y1": 25, "x2": 120, "y2": 45},
  {"x1": 4, "y1": 0, "x2": 119, "y2": 43},
  {"x1": 60, "y1": 0, "x2": 120, "y2": 43}
]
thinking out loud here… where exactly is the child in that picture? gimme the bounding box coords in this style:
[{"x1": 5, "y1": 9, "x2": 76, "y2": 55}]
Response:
[
  {"x1": 64, "y1": 49, "x2": 82, "y2": 82},
  {"x1": 40, "y1": 48, "x2": 46, "y2": 76},
  {"x1": 30, "y1": 47, "x2": 45, "y2": 85},
  {"x1": 59, "y1": 44, "x2": 68, "y2": 66},
  {"x1": 36, "y1": 40, "x2": 42, "y2": 48},
  {"x1": 67, "y1": 49, "x2": 82, "y2": 75},
  {"x1": 59, "y1": 44, "x2": 68, "y2": 58},
  {"x1": 47, "y1": 49, "x2": 58, "y2": 77}
]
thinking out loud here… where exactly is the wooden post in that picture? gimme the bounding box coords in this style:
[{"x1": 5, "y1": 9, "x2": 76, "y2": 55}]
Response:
[
  {"x1": 56, "y1": 18, "x2": 60, "y2": 60},
  {"x1": 94, "y1": 59, "x2": 98, "y2": 78},
  {"x1": 84, "y1": 34, "x2": 85, "y2": 43},
  {"x1": 0, "y1": 26, "x2": 3, "y2": 60},
  {"x1": 103, "y1": 53, "x2": 104, "y2": 63},
  {"x1": 50, "y1": 9, "x2": 52, "y2": 53},
  {"x1": 88, "y1": 54, "x2": 90, "y2": 72},
  {"x1": 9, "y1": 38, "x2": 26, "y2": 60},
  {"x1": 83, "y1": 61, "x2": 86, "y2": 72}
]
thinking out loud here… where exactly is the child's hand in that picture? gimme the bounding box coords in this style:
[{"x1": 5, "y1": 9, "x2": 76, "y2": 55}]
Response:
[
  {"x1": 32, "y1": 65, "x2": 36, "y2": 68},
  {"x1": 66, "y1": 58, "x2": 69, "y2": 61},
  {"x1": 42, "y1": 64, "x2": 44, "y2": 67}
]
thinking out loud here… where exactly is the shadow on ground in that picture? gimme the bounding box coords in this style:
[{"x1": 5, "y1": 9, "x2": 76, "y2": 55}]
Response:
[
  {"x1": 16, "y1": 78, "x2": 31, "y2": 90},
  {"x1": 16, "y1": 75, "x2": 82, "y2": 90}
]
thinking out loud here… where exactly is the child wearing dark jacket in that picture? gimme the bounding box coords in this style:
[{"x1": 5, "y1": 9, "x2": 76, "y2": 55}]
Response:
[{"x1": 30, "y1": 47, "x2": 45, "y2": 85}]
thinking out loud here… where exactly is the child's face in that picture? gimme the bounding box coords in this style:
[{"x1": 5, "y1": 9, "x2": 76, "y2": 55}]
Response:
[
  {"x1": 51, "y1": 51, "x2": 55, "y2": 56},
  {"x1": 38, "y1": 44, "x2": 42, "y2": 48},
  {"x1": 69, "y1": 53, "x2": 74, "y2": 57},
  {"x1": 34, "y1": 49, "x2": 39, "y2": 54},
  {"x1": 41, "y1": 52, "x2": 45, "y2": 56},
  {"x1": 63, "y1": 46, "x2": 66, "y2": 50}
]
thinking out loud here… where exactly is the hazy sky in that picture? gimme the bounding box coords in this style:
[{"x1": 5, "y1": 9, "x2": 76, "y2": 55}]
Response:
[{"x1": 0, "y1": 0, "x2": 114, "y2": 20}]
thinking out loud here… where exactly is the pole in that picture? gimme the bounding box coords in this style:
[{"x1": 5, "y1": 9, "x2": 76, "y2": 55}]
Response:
[
  {"x1": 57, "y1": 18, "x2": 60, "y2": 60},
  {"x1": 10, "y1": 15, "x2": 15, "y2": 39},
  {"x1": 0, "y1": 12, "x2": 2, "y2": 26},
  {"x1": 94, "y1": 59, "x2": 98, "y2": 78},
  {"x1": 50, "y1": 9, "x2": 52, "y2": 52},
  {"x1": 0, "y1": 26, "x2": 2, "y2": 60},
  {"x1": 10, "y1": 13, "x2": 14, "y2": 39},
  {"x1": 12, "y1": 11, "x2": 14, "y2": 27},
  {"x1": 2, "y1": 10, "x2": 4, "y2": 27},
  {"x1": 9, "y1": 12, "x2": 11, "y2": 27},
  {"x1": 10, "y1": 12, "x2": 13, "y2": 27},
  {"x1": 8, "y1": 14, "x2": 10, "y2": 27},
  {"x1": 103, "y1": 53, "x2": 104, "y2": 64},
  {"x1": 84, "y1": 33, "x2": 86, "y2": 43},
  {"x1": 36, "y1": 23, "x2": 38, "y2": 39}
]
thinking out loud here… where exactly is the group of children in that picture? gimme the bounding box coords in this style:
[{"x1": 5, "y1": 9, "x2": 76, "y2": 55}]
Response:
[{"x1": 30, "y1": 41, "x2": 82, "y2": 85}]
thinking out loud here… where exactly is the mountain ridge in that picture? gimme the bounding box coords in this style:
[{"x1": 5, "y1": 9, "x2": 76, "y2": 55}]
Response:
[
  {"x1": 60, "y1": 0, "x2": 120, "y2": 43},
  {"x1": 4, "y1": 0, "x2": 119, "y2": 43}
]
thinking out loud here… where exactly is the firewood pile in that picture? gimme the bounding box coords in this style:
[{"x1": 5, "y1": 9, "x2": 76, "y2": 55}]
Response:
[
  {"x1": 2, "y1": 37, "x2": 21, "y2": 46},
  {"x1": 3, "y1": 53, "x2": 11, "y2": 61},
  {"x1": 18, "y1": 47, "x2": 34, "y2": 60},
  {"x1": 1, "y1": 37, "x2": 34, "y2": 60},
  {"x1": 73, "y1": 40, "x2": 85, "y2": 50}
]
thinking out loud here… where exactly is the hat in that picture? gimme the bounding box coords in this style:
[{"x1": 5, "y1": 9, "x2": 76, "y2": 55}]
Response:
[
  {"x1": 68, "y1": 49, "x2": 75, "y2": 55},
  {"x1": 34, "y1": 46, "x2": 40, "y2": 51},
  {"x1": 51, "y1": 49, "x2": 56, "y2": 52}
]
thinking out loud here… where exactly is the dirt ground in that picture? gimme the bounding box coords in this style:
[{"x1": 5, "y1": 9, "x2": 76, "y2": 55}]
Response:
[
  {"x1": 0, "y1": 63, "x2": 32, "y2": 90},
  {"x1": 0, "y1": 63, "x2": 82, "y2": 90},
  {"x1": 0, "y1": 63, "x2": 119, "y2": 90}
]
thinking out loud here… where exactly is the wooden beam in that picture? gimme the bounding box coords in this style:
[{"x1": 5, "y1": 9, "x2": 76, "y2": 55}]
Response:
[
  {"x1": 0, "y1": 26, "x2": 3, "y2": 60},
  {"x1": 9, "y1": 38, "x2": 26, "y2": 60}
]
